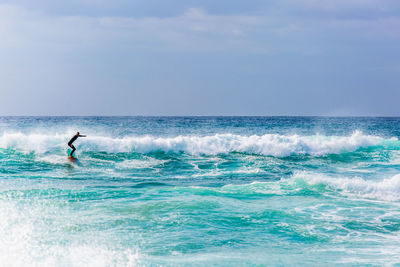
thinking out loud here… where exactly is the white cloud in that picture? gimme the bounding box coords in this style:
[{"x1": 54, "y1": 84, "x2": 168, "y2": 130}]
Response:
[
  {"x1": 1, "y1": 2, "x2": 399, "y2": 53},
  {"x1": 287, "y1": 0, "x2": 396, "y2": 13},
  {"x1": 0, "y1": 5, "x2": 271, "y2": 53}
]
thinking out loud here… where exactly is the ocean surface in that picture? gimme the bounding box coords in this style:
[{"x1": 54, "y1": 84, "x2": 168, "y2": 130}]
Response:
[{"x1": 1, "y1": 116, "x2": 400, "y2": 266}]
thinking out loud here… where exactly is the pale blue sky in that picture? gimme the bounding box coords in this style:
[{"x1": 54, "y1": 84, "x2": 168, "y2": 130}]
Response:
[{"x1": 0, "y1": 0, "x2": 399, "y2": 115}]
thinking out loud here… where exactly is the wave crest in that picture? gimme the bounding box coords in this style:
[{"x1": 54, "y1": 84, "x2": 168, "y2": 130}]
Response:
[
  {"x1": 0, "y1": 130, "x2": 394, "y2": 156},
  {"x1": 297, "y1": 172, "x2": 400, "y2": 201}
]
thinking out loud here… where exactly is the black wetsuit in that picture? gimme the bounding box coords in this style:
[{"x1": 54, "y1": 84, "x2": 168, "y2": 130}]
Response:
[{"x1": 68, "y1": 135, "x2": 79, "y2": 156}]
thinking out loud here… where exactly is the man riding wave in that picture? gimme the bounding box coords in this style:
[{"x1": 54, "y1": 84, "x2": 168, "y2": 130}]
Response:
[{"x1": 68, "y1": 132, "x2": 86, "y2": 157}]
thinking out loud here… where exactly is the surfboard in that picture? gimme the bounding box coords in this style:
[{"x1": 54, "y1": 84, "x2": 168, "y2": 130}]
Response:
[{"x1": 68, "y1": 155, "x2": 77, "y2": 162}]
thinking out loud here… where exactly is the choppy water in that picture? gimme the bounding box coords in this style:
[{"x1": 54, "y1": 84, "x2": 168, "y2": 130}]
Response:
[{"x1": 1, "y1": 116, "x2": 400, "y2": 266}]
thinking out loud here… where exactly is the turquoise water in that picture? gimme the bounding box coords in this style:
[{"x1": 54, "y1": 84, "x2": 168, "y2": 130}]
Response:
[{"x1": 1, "y1": 116, "x2": 400, "y2": 266}]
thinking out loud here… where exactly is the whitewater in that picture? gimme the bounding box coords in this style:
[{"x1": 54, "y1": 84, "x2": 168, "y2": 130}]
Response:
[{"x1": 1, "y1": 116, "x2": 400, "y2": 266}]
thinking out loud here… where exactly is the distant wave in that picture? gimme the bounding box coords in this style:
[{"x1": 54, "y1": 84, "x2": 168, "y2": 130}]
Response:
[{"x1": 0, "y1": 130, "x2": 396, "y2": 156}]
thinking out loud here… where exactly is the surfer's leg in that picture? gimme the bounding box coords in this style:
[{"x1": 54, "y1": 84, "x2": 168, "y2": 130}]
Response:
[{"x1": 70, "y1": 145, "x2": 76, "y2": 156}]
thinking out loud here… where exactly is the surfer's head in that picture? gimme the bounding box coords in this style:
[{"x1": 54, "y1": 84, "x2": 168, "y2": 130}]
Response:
[{"x1": 77, "y1": 132, "x2": 80, "y2": 135}]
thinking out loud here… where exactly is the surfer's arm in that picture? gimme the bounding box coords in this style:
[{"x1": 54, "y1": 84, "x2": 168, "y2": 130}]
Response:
[{"x1": 78, "y1": 134, "x2": 86, "y2": 137}]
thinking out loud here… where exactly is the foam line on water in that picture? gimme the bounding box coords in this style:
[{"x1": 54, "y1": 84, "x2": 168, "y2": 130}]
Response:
[
  {"x1": 185, "y1": 172, "x2": 400, "y2": 202},
  {"x1": 116, "y1": 158, "x2": 168, "y2": 169},
  {"x1": 295, "y1": 172, "x2": 400, "y2": 201},
  {"x1": 0, "y1": 130, "x2": 395, "y2": 156}
]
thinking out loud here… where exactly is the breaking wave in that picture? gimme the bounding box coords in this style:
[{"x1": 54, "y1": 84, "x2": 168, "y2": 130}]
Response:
[
  {"x1": 296, "y1": 172, "x2": 400, "y2": 201},
  {"x1": 212, "y1": 172, "x2": 400, "y2": 202},
  {"x1": 0, "y1": 130, "x2": 396, "y2": 157}
]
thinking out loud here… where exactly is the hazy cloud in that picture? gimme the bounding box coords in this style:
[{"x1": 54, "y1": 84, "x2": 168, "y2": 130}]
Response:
[{"x1": 0, "y1": 1, "x2": 399, "y2": 115}]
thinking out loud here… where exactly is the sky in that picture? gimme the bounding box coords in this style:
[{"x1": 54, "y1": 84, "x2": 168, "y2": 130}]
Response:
[{"x1": 0, "y1": 0, "x2": 399, "y2": 116}]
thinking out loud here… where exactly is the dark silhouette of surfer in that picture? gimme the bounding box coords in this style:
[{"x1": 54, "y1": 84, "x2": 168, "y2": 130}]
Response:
[{"x1": 68, "y1": 132, "x2": 86, "y2": 157}]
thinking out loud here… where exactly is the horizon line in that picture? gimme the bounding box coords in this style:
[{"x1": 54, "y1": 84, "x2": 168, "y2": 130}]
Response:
[{"x1": 1, "y1": 115, "x2": 400, "y2": 118}]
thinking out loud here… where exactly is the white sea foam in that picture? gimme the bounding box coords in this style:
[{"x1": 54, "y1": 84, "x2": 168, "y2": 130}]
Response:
[
  {"x1": 218, "y1": 181, "x2": 285, "y2": 195},
  {"x1": 37, "y1": 155, "x2": 69, "y2": 165},
  {"x1": 296, "y1": 172, "x2": 400, "y2": 201},
  {"x1": 0, "y1": 199, "x2": 139, "y2": 266},
  {"x1": 0, "y1": 130, "x2": 394, "y2": 156},
  {"x1": 191, "y1": 167, "x2": 265, "y2": 178},
  {"x1": 116, "y1": 158, "x2": 168, "y2": 169},
  {"x1": 0, "y1": 132, "x2": 69, "y2": 154},
  {"x1": 213, "y1": 172, "x2": 400, "y2": 201}
]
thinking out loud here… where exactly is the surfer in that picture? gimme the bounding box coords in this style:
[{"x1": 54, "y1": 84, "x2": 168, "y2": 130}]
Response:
[{"x1": 68, "y1": 132, "x2": 86, "y2": 157}]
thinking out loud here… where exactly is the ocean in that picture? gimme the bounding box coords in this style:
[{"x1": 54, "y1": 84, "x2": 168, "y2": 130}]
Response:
[{"x1": 1, "y1": 116, "x2": 400, "y2": 266}]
